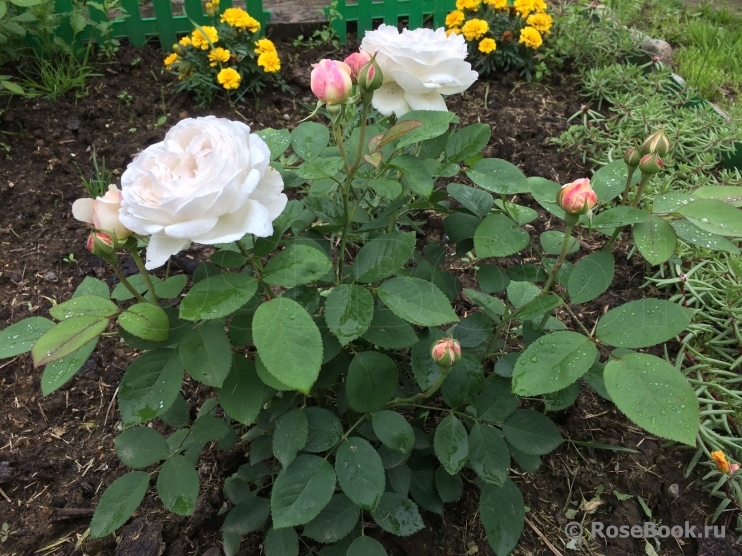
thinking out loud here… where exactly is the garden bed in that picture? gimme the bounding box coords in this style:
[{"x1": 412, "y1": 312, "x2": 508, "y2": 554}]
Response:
[{"x1": 0, "y1": 40, "x2": 738, "y2": 555}]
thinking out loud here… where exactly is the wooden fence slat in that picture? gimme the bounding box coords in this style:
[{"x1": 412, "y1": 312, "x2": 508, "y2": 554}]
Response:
[
  {"x1": 120, "y1": 0, "x2": 145, "y2": 47},
  {"x1": 152, "y1": 0, "x2": 177, "y2": 48},
  {"x1": 409, "y1": 0, "x2": 423, "y2": 29},
  {"x1": 383, "y1": 0, "x2": 396, "y2": 25},
  {"x1": 184, "y1": 0, "x2": 206, "y2": 26},
  {"x1": 358, "y1": 0, "x2": 372, "y2": 38},
  {"x1": 246, "y1": 0, "x2": 270, "y2": 36},
  {"x1": 332, "y1": 0, "x2": 347, "y2": 44}
]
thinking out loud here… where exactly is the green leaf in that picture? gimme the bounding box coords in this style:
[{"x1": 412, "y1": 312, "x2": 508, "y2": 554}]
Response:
[
  {"x1": 540, "y1": 231, "x2": 579, "y2": 256},
  {"x1": 271, "y1": 455, "x2": 336, "y2": 528},
  {"x1": 155, "y1": 275, "x2": 188, "y2": 299},
  {"x1": 180, "y1": 273, "x2": 258, "y2": 320},
  {"x1": 253, "y1": 298, "x2": 323, "y2": 393},
  {"x1": 434, "y1": 415, "x2": 469, "y2": 475},
  {"x1": 41, "y1": 338, "x2": 97, "y2": 396},
  {"x1": 346, "y1": 352, "x2": 398, "y2": 413},
  {"x1": 119, "y1": 349, "x2": 183, "y2": 426},
  {"x1": 506, "y1": 281, "x2": 540, "y2": 309},
  {"x1": 464, "y1": 289, "x2": 506, "y2": 319},
  {"x1": 50, "y1": 295, "x2": 118, "y2": 320},
  {"x1": 593, "y1": 206, "x2": 651, "y2": 229},
  {"x1": 361, "y1": 301, "x2": 418, "y2": 349},
  {"x1": 434, "y1": 466, "x2": 463, "y2": 502},
  {"x1": 446, "y1": 123, "x2": 491, "y2": 163},
  {"x1": 633, "y1": 216, "x2": 677, "y2": 265},
  {"x1": 191, "y1": 415, "x2": 230, "y2": 443},
  {"x1": 179, "y1": 320, "x2": 232, "y2": 387},
  {"x1": 515, "y1": 294, "x2": 562, "y2": 322},
  {"x1": 263, "y1": 244, "x2": 332, "y2": 288},
  {"x1": 256, "y1": 128, "x2": 291, "y2": 159},
  {"x1": 219, "y1": 356, "x2": 265, "y2": 426},
  {"x1": 372, "y1": 410, "x2": 414, "y2": 454},
  {"x1": 304, "y1": 407, "x2": 343, "y2": 452},
  {"x1": 265, "y1": 527, "x2": 299, "y2": 556},
  {"x1": 480, "y1": 479, "x2": 525, "y2": 556},
  {"x1": 512, "y1": 331, "x2": 597, "y2": 396},
  {"x1": 377, "y1": 277, "x2": 458, "y2": 327},
  {"x1": 160, "y1": 395, "x2": 190, "y2": 428},
  {"x1": 567, "y1": 251, "x2": 615, "y2": 305},
  {"x1": 157, "y1": 455, "x2": 199, "y2": 515},
  {"x1": 351, "y1": 231, "x2": 416, "y2": 283},
  {"x1": 395, "y1": 110, "x2": 455, "y2": 149},
  {"x1": 335, "y1": 437, "x2": 385, "y2": 510},
  {"x1": 596, "y1": 299, "x2": 693, "y2": 348},
  {"x1": 291, "y1": 122, "x2": 329, "y2": 161},
  {"x1": 502, "y1": 410, "x2": 563, "y2": 455},
  {"x1": 447, "y1": 182, "x2": 493, "y2": 218},
  {"x1": 89, "y1": 471, "x2": 150, "y2": 538},
  {"x1": 303, "y1": 493, "x2": 359, "y2": 544},
  {"x1": 677, "y1": 199, "x2": 742, "y2": 237},
  {"x1": 112, "y1": 274, "x2": 159, "y2": 301},
  {"x1": 672, "y1": 220, "x2": 740, "y2": 254},
  {"x1": 477, "y1": 378, "x2": 518, "y2": 423},
  {"x1": 118, "y1": 303, "x2": 169, "y2": 342},
  {"x1": 72, "y1": 276, "x2": 109, "y2": 299},
  {"x1": 32, "y1": 316, "x2": 108, "y2": 367},
  {"x1": 387, "y1": 154, "x2": 434, "y2": 197},
  {"x1": 591, "y1": 159, "x2": 639, "y2": 203},
  {"x1": 469, "y1": 423, "x2": 509, "y2": 487},
  {"x1": 604, "y1": 352, "x2": 699, "y2": 446},
  {"x1": 694, "y1": 185, "x2": 742, "y2": 206},
  {"x1": 222, "y1": 497, "x2": 270, "y2": 535},
  {"x1": 466, "y1": 158, "x2": 528, "y2": 195},
  {"x1": 324, "y1": 284, "x2": 374, "y2": 345},
  {"x1": 441, "y1": 355, "x2": 484, "y2": 409},
  {"x1": 347, "y1": 536, "x2": 387, "y2": 556},
  {"x1": 378, "y1": 120, "x2": 424, "y2": 149},
  {"x1": 370, "y1": 492, "x2": 424, "y2": 536},
  {"x1": 528, "y1": 177, "x2": 564, "y2": 218},
  {"x1": 211, "y1": 249, "x2": 247, "y2": 269},
  {"x1": 368, "y1": 177, "x2": 402, "y2": 199},
  {"x1": 273, "y1": 408, "x2": 309, "y2": 468},
  {"x1": 114, "y1": 427, "x2": 169, "y2": 468},
  {"x1": 474, "y1": 214, "x2": 530, "y2": 258},
  {"x1": 389, "y1": 464, "x2": 412, "y2": 496},
  {"x1": 298, "y1": 157, "x2": 344, "y2": 180}
]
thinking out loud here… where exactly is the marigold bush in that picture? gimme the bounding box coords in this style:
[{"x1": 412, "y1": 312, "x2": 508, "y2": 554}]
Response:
[
  {"x1": 446, "y1": 0, "x2": 552, "y2": 78},
  {"x1": 163, "y1": 0, "x2": 283, "y2": 105}
]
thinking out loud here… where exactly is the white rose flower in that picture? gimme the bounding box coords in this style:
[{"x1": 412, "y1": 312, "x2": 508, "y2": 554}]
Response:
[
  {"x1": 119, "y1": 116, "x2": 287, "y2": 270},
  {"x1": 360, "y1": 24, "x2": 478, "y2": 117}
]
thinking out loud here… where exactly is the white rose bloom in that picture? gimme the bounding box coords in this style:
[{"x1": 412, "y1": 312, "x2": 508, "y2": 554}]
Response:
[
  {"x1": 360, "y1": 24, "x2": 478, "y2": 117},
  {"x1": 119, "y1": 116, "x2": 287, "y2": 270}
]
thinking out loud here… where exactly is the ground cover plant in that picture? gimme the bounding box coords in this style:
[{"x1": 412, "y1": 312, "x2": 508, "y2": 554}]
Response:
[{"x1": 5, "y1": 12, "x2": 742, "y2": 555}]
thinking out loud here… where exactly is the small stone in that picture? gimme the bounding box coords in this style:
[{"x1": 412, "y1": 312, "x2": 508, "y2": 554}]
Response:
[
  {"x1": 283, "y1": 113, "x2": 291, "y2": 120},
  {"x1": 179, "y1": 111, "x2": 189, "y2": 119},
  {"x1": 0, "y1": 461, "x2": 12, "y2": 482},
  {"x1": 667, "y1": 483, "x2": 680, "y2": 497},
  {"x1": 202, "y1": 549, "x2": 220, "y2": 556},
  {"x1": 43, "y1": 271, "x2": 58, "y2": 283},
  {"x1": 66, "y1": 120, "x2": 80, "y2": 131},
  {"x1": 642, "y1": 38, "x2": 673, "y2": 63}
]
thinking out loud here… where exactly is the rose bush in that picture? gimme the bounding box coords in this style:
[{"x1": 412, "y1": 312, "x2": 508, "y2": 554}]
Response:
[
  {"x1": 359, "y1": 24, "x2": 478, "y2": 116},
  {"x1": 118, "y1": 116, "x2": 287, "y2": 269}
]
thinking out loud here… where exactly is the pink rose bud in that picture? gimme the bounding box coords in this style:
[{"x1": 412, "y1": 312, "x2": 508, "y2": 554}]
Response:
[
  {"x1": 641, "y1": 129, "x2": 671, "y2": 156},
  {"x1": 357, "y1": 54, "x2": 383, "y2": 94},
  {"x1": 624, "y1": 146, "x2": 642, "y2": 167},
  {"x1": 556, "y1": 178, "x2": 598, "y2": 215},
  {"x1": 638, "y1": 152, "x2": 664, "y2": 175},
  {"x1": 344, "y1": 51, "x2": 372, "y2": 82},
  {"x1": 311, "y1": 59, "x2": 353, "y2": 106},
  {"x1": 86, "y1": 231, "x2": 116, "y2": 257},
  {"x1": 431, "y1": 338, "x2": 462, "y2": 368},
  {"x1": 72, "y1": 184, "x2": 132, "y2": 242}
]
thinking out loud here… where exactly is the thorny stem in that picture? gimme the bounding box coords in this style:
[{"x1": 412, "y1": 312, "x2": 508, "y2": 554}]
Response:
[
  {"x1": 388, "y1": 366, "x2": 453, "y2": 405},
  {"x1": 111, "y1": 263, "x2": 147, "y2": 303},
  {"x1": 334, "y1": 124, "x2": 353, "y2": 284},
  {"x1": 630, "y1": 172, "x2": 652, "y2": 208},
  {"x1": 128, "y1": 247, "x2": 158, "y2": 304},
  {"x1": 605, "y1": 165, "x2": 639, "y2": 250},
  {"x1": 237, "y1": 239, "x2": 272, "y2": 300},
  {"x1": 350, "y1": 98, "x2": 370, "y2": 173},
  {"x1": 542, "y1": 219, "x2": 575, "y2": 296}
]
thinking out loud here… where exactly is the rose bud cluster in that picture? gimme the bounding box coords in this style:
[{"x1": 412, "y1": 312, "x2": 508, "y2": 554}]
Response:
[
  {"x1": 638, "y1": 152, "x2": 664, "y2": 175},
  {"x1": 556, "y1": 178, "x2": 598, "y2": 215},
  {"x1": 310, "y1": 59, "x2": 353, "y2": 106},
  {"x1": 431, "y1": 338, "x2": 462, "y2": 369},
  {"x1": 624, "y1": 146, "x2": 642, "y2": 167}
]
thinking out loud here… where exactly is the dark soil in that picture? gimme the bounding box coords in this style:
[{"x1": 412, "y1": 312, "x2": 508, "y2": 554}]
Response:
[{"x1": 0, "y1": 39, "x2": 738, "y2": 556}]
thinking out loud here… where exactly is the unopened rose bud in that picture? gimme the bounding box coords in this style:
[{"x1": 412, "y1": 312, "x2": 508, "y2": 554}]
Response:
[
  {"x1": 638, "y1": 152, "x2": 664, "y2": 175},
  {"x1": 431, "y1": 338, "x2": 461, "y2": 369},
  {"x1": 556, "y1": 178, "x2": 597, "y2": 215},
  {"x1": 343, "y1": 51, "x2": 371, "y2": 83},
  {"x1": 87, "y1": 231, "x2": 115, "y2": 257},
  {"x1": 641, "y1": 129, "x2": 671, "y2": 156},
  {"x1": 357, "y1": 56, "x2": 383, "y2": 95},
  {"x1": 311, "y1": 59, "x2": 353, "y2": 106},
  {"x1": 624, "y1": 146, "x2": 642, "y2": 167}
]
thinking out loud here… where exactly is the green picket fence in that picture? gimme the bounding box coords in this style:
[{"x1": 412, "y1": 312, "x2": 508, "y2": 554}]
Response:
[
  {"x1": 330, "y1": 0, "x2": 455, "y2": 44},
  {"x1": 51, "y1": 0, "x2": 270, "y2": 50}
]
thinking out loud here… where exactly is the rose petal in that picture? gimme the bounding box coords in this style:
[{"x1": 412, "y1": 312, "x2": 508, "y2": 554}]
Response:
[
  {"x1": 404, "y1": 90, "x2": 448, "y2": 112},
  {"x1": 144, "y1": 234, "x2": 191, "y2": 270},
  {"x1": 72, "y1": 198, "x2": 95, "y2": 226},
  {"x1": 371, "y1": 82, "x2": 411, "y2": 117}
]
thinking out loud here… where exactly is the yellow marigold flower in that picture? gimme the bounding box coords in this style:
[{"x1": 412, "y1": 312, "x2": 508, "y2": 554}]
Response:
[
  {"x1": 179, "y1": 36, "x2": 192, "y2": 47},
  {"x1": 518, "y1": 25, "x2": 542, "y2": 48},
  {"x1": 446, "y1": 27, "x2": 462, "y2": 37},
  {"x1": 217, "y1": 67, "x2": 241, "y2": 90},
  {"x1": 455, "y1": 0, "x2": 481, "y2": 11},
  {"x1": 258, "y1": 51, "x2": 281, "y2": 73},
  {"x1": 245, "y1": 16, "x2": 261, "y2": 33},
  {"x1": 462, "y1": 18, "x2": 488, "y2": 41},
  {"x1": 711, "y1": 451, "x2": 731, "y2": 474},
  {"x1": 513, "y1": 0, "x2": 535, "y2": 17},
  {"x1": 446, "y1": 10, "x2": 465, "y2": 28},
  {"x1": 486, "y1": 0, "x2": 508, "y2": 8},
  {"x1": 221, "y1": 8, "x2": 261, "y2": 32},
  {"x1": 208, "y1": 47, "x2": 231, "y2": 67},
  {"x1": 213, "y1": 0, "x2": 220, "y2": 5},
  {"x1": 478, "y1": 37, "x2": 496, "y2": 54},
  {"x1": 164, "y1": 53, "x2": 179, "y2": 69},
  {"x1": 191, "y1": 26, "x2": 218, "y2": 49},
  {"x1": 533, "y1": 0, "x2": 547, "y2": 12},
  {"x1": 254, "y1": 38, "x2": 277, "y2": 55},
  {"x1": 527, "y1": 12, "x2": 552, "y2": 33}
]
